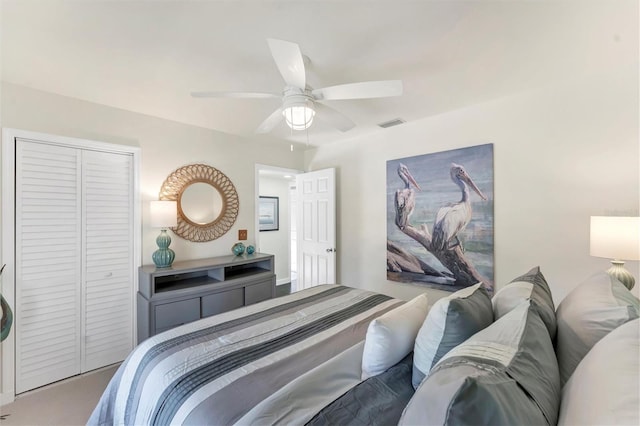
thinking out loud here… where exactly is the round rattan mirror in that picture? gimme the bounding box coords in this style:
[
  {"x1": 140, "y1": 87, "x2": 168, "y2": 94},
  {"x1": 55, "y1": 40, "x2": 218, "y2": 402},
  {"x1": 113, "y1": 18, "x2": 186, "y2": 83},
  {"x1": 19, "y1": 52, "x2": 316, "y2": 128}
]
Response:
[{"x1": 159, "y1": 163, "x2": 239, "y2": 242}]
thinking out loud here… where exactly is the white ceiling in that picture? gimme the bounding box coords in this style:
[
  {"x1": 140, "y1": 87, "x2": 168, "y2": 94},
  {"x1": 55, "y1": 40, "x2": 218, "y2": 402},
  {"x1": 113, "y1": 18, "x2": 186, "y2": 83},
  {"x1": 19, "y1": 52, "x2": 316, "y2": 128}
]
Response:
[{"x1": 1, "y1": 1, "x2": 635, "y2": 147}]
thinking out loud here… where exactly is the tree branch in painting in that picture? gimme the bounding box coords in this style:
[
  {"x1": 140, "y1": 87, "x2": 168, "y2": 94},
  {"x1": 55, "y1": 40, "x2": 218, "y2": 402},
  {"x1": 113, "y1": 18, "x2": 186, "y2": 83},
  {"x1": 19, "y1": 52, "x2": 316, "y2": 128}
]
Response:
[{"x1": 388, "y1": 219, "x2": 490, "y2": 288}]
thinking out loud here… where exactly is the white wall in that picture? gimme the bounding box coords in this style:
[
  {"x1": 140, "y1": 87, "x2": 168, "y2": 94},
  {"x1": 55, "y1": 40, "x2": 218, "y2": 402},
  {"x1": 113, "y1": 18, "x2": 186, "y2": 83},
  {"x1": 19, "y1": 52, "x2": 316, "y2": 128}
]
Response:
[
  {"x1": 306, "y1": 71, "x2": 639, "y2": 305},
  {"x1": 0, "y1": 1, "x2": 4, "y2": 401},
  {"x1": 1, "y1": 83, "x2": 305, "y2": 262},
  {"x1": 259, "y1": 176, "x2": 292, "y2": 284}
]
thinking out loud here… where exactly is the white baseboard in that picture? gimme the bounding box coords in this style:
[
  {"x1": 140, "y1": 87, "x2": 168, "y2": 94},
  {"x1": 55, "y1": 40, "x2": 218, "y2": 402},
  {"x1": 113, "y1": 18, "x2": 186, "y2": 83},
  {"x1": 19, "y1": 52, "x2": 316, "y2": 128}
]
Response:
[
  {"x1": 276, "y1": 278, "x2": 290, "y2": 286},
  {"x1": 1, "y1": 390, "x2": 15, "y2": 406}
]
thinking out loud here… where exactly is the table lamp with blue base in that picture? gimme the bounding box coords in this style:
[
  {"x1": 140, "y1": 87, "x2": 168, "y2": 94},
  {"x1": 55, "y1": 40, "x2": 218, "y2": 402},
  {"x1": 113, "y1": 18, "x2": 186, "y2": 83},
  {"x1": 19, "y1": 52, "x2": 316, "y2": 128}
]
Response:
[{"x1": 151, "y1": 200, "x2": 178, "y2": 268}]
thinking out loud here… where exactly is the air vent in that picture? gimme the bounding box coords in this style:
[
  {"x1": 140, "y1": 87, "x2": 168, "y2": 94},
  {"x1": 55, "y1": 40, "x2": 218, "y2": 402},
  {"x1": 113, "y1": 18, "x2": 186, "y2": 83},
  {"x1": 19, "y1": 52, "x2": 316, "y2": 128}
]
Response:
[{"x1": 378, "y1": 118, "x2": 406, "y2": 128}]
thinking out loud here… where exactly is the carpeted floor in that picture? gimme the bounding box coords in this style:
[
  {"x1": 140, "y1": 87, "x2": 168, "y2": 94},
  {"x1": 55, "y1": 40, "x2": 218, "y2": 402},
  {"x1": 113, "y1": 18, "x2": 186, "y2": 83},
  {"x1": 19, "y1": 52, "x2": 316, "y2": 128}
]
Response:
[{"x1": 0, "y1": 364, "x2": 118, "y2": 426}]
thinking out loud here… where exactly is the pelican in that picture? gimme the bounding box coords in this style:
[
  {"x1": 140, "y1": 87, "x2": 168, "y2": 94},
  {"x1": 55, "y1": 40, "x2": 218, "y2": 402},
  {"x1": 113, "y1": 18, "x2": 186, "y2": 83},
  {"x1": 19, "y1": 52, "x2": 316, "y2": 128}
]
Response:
[
  {"x1": 432, "y1": 163, "x2": 487, "y2": 251},
  {"x1": 394, "y1": 163, "x2": 421, "y2": 230}
]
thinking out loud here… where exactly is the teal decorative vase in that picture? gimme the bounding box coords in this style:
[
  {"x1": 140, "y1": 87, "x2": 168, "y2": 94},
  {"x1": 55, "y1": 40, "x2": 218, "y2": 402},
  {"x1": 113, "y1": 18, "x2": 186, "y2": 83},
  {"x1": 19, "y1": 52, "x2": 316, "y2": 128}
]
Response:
[
  {"x1": 1, "y1": 294, "x2": 12, "y2": 342},
  {"x1": 1, "y1": 264, "x2": 13, "y2": 342},
  {"x1": 246, "y1": 245, "x2": 255, "y2": 255},
  {"x1": 153, "y1": 229, "x2": 175, "y2": 268},
  {"x1": 232, "y1": 242, "x2": 246, "y2": 256}
]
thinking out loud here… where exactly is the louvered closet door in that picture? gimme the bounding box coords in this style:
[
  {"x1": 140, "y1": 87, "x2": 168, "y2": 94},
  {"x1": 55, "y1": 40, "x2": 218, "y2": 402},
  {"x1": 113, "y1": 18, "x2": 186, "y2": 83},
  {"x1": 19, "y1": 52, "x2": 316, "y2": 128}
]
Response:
[
  {"x1": 82, "y1": 150, "x2": 133, "y2": 371},
  {"x1": 15, "y1": 140, "x2": 82, "y2": 394}
]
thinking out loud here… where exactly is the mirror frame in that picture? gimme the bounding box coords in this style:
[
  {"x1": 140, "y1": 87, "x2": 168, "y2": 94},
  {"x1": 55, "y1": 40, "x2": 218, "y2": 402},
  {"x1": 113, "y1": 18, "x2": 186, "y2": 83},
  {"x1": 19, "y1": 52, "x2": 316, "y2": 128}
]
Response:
[{"x1": 159, "y1": 163, "x2": 239, "y2": 242}]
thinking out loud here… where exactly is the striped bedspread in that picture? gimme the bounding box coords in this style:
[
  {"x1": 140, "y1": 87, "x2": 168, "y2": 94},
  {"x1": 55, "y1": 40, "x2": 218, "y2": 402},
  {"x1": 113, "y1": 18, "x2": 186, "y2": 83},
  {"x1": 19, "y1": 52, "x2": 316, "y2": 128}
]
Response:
[{"x1": 89, "y1": 285, "x2": 401, "y2": 425}]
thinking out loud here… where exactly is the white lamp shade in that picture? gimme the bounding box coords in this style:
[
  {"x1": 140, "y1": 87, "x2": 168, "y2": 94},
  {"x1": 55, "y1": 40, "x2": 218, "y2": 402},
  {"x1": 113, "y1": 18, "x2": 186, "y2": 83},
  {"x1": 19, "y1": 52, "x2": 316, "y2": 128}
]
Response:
[
  {"x1": 590, "y1": 216, "x2": 640, "y2": 261},
  {"x1": 150, "y1": 200, "x2": 177, "y2": 228}
]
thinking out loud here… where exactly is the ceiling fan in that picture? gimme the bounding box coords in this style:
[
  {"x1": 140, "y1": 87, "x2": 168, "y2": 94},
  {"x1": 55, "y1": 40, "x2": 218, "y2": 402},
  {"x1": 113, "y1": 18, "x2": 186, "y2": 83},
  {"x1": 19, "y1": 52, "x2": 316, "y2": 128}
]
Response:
[{"x1": 191, "y1": 38, "x2": 403, "y2": 134}]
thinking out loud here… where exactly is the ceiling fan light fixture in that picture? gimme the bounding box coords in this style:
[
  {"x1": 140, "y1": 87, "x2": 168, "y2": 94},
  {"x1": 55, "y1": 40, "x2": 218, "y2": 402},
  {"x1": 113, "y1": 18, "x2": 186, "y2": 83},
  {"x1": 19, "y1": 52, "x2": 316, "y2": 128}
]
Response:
[
  {"x1": 282, "y1": 96, "x2": 315, "y2": 131},
  {"x1": 283, "y1": 104, "x2": 315, "y2": 131}
]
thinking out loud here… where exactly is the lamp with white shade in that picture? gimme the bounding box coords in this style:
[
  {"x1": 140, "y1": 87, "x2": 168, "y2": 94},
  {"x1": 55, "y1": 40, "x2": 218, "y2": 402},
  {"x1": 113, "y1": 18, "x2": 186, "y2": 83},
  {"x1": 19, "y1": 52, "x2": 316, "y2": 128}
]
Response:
[
  {"x1": 590, "y1": 216, "x2": 640, "y2": 290},
  {"x1": 150, "y1": 200, "x2": 177, "y2": 268}
]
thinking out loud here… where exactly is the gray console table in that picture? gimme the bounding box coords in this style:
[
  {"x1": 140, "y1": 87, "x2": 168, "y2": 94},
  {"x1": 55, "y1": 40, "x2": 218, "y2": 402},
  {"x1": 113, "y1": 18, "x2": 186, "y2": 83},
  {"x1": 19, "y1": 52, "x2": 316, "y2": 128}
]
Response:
[{"x1": 137, "y1": 253, "x2": 275, "y2": 343}]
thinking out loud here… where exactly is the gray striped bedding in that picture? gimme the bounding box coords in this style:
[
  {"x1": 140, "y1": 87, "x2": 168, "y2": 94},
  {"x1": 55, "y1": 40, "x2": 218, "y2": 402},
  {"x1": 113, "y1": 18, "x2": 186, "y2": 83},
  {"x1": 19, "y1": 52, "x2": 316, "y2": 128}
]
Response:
[{"x1": 88, "y1": 285, "x2": 403, "y2": 425}]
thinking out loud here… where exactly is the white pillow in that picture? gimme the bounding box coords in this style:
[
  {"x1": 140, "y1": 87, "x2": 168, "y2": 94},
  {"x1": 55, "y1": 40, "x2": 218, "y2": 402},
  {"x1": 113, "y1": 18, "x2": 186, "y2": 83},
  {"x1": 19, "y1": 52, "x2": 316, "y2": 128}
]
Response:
[
  {"x1": 559, "y1": 319, "x2": 639, "y2": 426},
  {"x1": 361, "y1": 293, "x2": 429, "y2": 379},
  {"x1": 556, "y1": 272, "x2": 639, "y2": 385}
]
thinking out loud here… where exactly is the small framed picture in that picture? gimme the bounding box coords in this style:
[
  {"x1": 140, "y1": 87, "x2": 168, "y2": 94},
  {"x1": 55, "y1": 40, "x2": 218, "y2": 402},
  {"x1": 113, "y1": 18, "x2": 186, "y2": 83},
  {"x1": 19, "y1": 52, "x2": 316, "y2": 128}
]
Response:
[{"x1": 259, "y1": 196, "x2": 279, "y2": 231}]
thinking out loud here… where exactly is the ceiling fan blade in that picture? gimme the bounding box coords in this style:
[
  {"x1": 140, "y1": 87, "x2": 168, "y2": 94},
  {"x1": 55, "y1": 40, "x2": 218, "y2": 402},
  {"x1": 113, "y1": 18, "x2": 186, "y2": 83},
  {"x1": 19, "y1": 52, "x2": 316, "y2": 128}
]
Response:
[
  {"x1": 314, "y1": 103, "x2": 356, "y2": 132},
  {"x1": 191, "y1": 91, "x2": 280, "y2": 99},
  {"x1": 255, "y1": 107, "x2": 284, "y2": 134},
  {"x1": 312, "y1": 80, "x2": 403, "y2": 100},
  {"x1": 267, "y1": 38, "x2": 306, "y2": 89}
]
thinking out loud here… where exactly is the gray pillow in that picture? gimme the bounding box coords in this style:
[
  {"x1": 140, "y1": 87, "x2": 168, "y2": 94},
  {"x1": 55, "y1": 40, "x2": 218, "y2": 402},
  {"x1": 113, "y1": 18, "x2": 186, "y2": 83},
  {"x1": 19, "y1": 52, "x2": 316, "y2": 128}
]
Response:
[
  {"x1": 400, "y1": 300, "x2": 560, "y2": 426},
  {"x1": 558, "y1": 319, "x2": 639, "y2": 426},
  {"x1": 412, "y1": 283, "x2": 493, "y2": 389},
  {"x1": 492, "y1": 266, "x2": 556, "y2": 339},
  {"x1": 556, "y1": 272, "x2": 639, "y2": 385}
]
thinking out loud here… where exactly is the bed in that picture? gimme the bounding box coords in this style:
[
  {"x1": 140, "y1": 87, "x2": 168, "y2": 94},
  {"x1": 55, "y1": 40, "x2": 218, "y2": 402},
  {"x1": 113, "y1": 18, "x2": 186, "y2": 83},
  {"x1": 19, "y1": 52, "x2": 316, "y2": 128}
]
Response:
[
  {"x1": 89, "y1": 269, "x2": 640, "y2": 426},
  {"x1": 88, "y1": 284, "x2": 412, "y2": 425}
]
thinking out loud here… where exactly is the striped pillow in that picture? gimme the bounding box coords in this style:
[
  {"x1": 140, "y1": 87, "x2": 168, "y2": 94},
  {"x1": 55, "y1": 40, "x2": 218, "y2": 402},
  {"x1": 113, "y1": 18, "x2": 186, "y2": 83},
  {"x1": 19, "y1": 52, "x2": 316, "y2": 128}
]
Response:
[
  {"x1": 492, "y1": 266, "x2": 556, "y2": 339},
  {"x1": 400, "y1": 300, "x2": 560, "y2": 426},
  {"x1": 412, "y1": 283, "x2": 493, "y2": 389},
  {"x1": 556, "y1": 272, "x2": 639, "y2": 385}
]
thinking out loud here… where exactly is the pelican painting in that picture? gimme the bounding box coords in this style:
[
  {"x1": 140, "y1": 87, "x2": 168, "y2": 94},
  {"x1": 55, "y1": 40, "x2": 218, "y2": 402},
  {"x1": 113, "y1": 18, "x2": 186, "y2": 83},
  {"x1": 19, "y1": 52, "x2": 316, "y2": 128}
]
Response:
[
  {"x1": 432, "y1": 163, "x2": 487, "y2": 252},
  {"x1": 386, "y1": 143, "x2": 494, "y2": 292},
  {"x1": 394, "y1": 163, "x2": 421, "y2": 230}
]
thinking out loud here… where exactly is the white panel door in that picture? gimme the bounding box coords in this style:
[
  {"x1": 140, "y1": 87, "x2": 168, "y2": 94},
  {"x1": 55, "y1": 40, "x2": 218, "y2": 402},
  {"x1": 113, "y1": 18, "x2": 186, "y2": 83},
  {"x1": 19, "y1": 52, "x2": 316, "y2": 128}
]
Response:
[
  {"x1": 82, "y1": 150, "x2": 134, "y2": 371},
  {"x1": 15, "y1": 140, "x2": 82, "y2": 394},
  {"x1": 296, "y1": 168, "x2": 336, "y2": 289}
]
